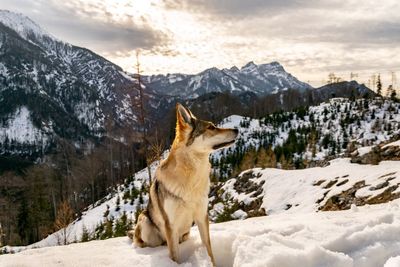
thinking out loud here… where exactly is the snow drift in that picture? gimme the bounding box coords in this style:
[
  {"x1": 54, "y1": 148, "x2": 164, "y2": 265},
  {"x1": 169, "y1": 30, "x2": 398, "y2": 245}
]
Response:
[{"x1": 2, "y1": 199, "x2": 400, "y2": 267}]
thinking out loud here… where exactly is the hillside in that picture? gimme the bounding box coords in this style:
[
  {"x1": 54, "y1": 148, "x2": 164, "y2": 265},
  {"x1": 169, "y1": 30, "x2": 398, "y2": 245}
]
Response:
[
  {"x1": 2, "y1": 199, "x2": 400, "y2": 267},
  {"x1": 2, "y1": 97, "x2": 399, "y2": 250},
  {"x1": 3, "y1": 141, "x2": 399, "y2": 256},
  {"x1": 212, "y1": 97, "x2": 400, "y2": 179},
  {"x1": 0, "y1": 10, "x2": 140, "y2": 158}
]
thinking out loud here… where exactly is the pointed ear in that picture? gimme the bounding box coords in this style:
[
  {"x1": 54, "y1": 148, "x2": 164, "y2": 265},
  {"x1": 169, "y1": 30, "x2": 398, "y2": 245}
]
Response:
[{"x1": 176, "y1": 103, "x2": 195, "y2": 127}]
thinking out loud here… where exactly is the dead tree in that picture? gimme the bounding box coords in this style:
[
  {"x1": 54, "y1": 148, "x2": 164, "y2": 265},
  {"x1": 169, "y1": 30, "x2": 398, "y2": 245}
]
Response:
[
  {"x1": 132, "y1": 51, "x2": 152, "y2": 183},
  {"x1": 54, "y1": 201, "x2": 74, "y2": 245}
]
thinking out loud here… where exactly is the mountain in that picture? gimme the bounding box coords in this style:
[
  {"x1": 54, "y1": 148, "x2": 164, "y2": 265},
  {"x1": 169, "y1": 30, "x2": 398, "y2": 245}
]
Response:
[
  {"x1": 142, "y1": 61, "x2": 312, "y2": 99},
  {"x1": 0, "y1": 10, "x2": 140, "y2": 158},
  {"x1": 179, "y1": 81, "x2": 376, "y2": 125},
  {"x1": 313, "y1": 80, "x2": 374, "y2": 101}
]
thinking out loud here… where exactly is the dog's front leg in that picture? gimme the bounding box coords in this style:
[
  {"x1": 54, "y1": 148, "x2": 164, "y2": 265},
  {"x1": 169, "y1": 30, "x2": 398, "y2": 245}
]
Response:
[
  {"x1": 165, "y1": 226, "x2": 179, "y2": 262},
  {"x1": 196, "y1": 213, "x2": 216, "y2": 266}
]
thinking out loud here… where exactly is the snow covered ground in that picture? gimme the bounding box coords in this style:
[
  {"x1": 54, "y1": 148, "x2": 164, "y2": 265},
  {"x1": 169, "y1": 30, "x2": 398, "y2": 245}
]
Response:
[
  {"x1": 213, "y1": 157, "x2": 400, "y2": 217},
  {"x1": 2, "y1": 199, "x2": 400, "y2": 267}
]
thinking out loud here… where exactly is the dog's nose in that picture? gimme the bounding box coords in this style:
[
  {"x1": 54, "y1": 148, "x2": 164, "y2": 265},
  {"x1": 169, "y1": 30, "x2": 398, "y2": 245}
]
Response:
[{"x1": 233, "y1": 129, "x2": 239, "y2": 135}]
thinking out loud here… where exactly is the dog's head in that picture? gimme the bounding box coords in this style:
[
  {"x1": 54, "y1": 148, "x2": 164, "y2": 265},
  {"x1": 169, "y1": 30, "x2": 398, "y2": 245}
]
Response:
[{"x1": 174, "y1": 103, "x2": 239, "y2": 153}]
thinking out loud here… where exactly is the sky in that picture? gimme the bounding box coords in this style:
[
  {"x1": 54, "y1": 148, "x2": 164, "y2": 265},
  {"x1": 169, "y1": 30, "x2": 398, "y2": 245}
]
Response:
[{"x1": 1, "y1": 0, "x2": 400, "y2": 88}]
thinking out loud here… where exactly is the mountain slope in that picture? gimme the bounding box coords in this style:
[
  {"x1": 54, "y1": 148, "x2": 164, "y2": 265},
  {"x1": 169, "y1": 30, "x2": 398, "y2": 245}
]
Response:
[
  {"x1": 143, "y1": 61, "x2": 312, "y2": 99},
  {"x1": 0, "y1": 10, "x2": 139, "y2": 157}
]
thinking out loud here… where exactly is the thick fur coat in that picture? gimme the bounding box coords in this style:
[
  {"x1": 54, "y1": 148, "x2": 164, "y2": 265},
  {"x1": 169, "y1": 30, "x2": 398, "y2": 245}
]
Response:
[{"x1": 130, "y1": 103, "x2": 238, "y2": 266}]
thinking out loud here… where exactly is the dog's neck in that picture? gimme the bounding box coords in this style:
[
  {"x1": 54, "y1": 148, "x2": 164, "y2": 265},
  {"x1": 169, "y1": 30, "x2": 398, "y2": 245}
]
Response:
[
  {"x1": 157, "y1": 144, "x2": 211, "y2": 199},
  {"x1": 163, "y1": 145, "x2": 210, "y2": 175}
]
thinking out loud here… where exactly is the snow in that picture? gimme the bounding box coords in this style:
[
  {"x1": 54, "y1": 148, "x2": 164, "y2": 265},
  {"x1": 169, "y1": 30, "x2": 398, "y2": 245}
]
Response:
[
  {"x1": 0, "y1": 62, "x2": 8, "y2": 78},
  {"x1": 383, "y1": 140, "x2": 400, "y2": 148},
  {"x1": 0, "y1": 10, "x2": 54, "y2": 41},
  {"x1": 356, "y1": 145, "x2": 373, "y2": 156},
  {"x1": 7, "y1": 161, "x2": 161, "y2": 252},
  {"x1": 213, "y1": 98, "x2": 400, "y2": 176},
  {"x1": 215, "y1": 158, "x2": 400, "y2": 216},
  {"x1": 0, "y1": 106, "x2": 49, "y2": 144},
  {"x1": 2, "y1": 199, "x2": 400, "y2": 267}
]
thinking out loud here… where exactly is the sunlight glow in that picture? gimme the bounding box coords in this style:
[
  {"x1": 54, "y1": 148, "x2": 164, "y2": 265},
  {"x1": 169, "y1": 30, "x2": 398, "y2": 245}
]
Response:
[{"x1": 57, "y1": 0, "x2": 400, "y2": 87}]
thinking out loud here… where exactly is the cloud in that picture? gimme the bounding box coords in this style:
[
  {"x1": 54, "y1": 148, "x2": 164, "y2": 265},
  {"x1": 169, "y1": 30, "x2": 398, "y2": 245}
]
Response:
[
  {"x1": 1, "y1": 0, "x2": 169, "y2": 55},
  {"x1": 1, "y1": 0, "x2": 400, "y2": 87}
]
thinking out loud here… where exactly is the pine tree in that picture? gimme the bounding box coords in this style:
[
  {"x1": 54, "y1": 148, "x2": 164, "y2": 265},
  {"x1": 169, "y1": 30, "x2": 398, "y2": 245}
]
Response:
[
  {"x1": 390, "y1": 86, "x2": 397, "y2": 100},
  {"x1": 103, "y1": 205, "x2": 110, "y2": 218},
  {"x1": 102, "y1": 217, "x2": 114, "y2": 239},
  {"x1": 114, "y1": 212, "x2": 129, "y2": 237},
  {"x1": 376, "y1": 74, "x2": 382, "y2": 96},
  {"x1": 81, "y1": 225, "x2": 90, "y2": 242},
  {"x1": 115, "y1": 195, "x2": 121, "y2": 212}
]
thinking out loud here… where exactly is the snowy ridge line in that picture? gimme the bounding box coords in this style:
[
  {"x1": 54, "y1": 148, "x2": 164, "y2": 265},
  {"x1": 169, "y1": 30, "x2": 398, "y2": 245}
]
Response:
[
  {"x1": 143, "y1": 61, "x2": 312, "y2": 99},
  {"x1": 0, "y1": 9, "x2": 56, "y2": 41}
]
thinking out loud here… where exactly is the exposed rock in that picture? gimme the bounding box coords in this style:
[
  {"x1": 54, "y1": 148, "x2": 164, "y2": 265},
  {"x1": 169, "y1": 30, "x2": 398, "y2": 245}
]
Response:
[
  {"x1": 324, "y1": 180, "x2": 338, "y2": 189},
  {"x1": 320, "y1": 180, "x2": 400, "y2": 211},
  {"x1": 351, "y1": 138, "x2": 400, "y2": 164},
  {"x1": 336, "y1": 179, "x2": 349, "y2": 186},
  {"x1": 209, "y1": 170, "x2": 266, "y2": 222},
  {"x1": 320, "y1": 181, "x2": 368, "y2": 211}
]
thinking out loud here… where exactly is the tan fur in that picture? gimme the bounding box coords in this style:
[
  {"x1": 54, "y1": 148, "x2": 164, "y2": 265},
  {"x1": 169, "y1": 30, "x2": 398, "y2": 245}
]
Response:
[{"x1": 131, "y1": 103, "x2": 238, "y2": 266}]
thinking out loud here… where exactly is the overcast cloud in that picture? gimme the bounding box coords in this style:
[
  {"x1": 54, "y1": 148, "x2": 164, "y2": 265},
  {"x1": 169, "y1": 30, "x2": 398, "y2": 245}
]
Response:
[{"x1": 1, "y1": 0, "x2": 399, "y2": 87}]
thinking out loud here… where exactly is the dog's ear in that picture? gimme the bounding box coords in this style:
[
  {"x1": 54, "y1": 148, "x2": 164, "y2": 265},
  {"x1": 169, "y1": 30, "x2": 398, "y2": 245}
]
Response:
[{"x1": 176, "y1": 103, "x2": 195, "y2": 128}]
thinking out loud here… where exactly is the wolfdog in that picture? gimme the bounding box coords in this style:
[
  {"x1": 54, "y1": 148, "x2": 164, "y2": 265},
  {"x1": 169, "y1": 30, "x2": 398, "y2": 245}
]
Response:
[{"x1": 130, "y1": 103, "x2": 238, "y2": 265}]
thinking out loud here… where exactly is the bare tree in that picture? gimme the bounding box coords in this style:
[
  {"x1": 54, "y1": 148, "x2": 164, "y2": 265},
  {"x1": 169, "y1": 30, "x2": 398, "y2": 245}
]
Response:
[
  {"x1": 132, "y1": 51, "x2": 153, "y2": 183},
  {"x1": 0, "y1": 222, "x2": 4, "y2": 247},
  {"x1": 54, "y1": 201, "x2": 74, "y2": 245}
]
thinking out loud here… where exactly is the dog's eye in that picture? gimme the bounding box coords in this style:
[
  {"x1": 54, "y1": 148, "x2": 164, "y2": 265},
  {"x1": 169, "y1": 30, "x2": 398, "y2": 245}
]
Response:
[{"x1": 207, "y1": 125, "x2": 216, "y2": 130}]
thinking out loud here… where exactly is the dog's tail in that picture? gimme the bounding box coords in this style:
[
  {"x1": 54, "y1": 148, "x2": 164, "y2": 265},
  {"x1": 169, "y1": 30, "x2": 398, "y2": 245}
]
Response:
[
  {"x1": 127, "y1": 229, "x2": 135, "y2": 240},
  {"x1": 127, "y1": 213, "x2": 146, "y2": 247}
]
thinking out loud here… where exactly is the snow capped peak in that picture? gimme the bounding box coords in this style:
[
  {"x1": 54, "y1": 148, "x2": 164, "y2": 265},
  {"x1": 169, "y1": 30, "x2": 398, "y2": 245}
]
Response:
[
  {"x1": 229, "y1": 66, "x2": 240, "y2": 72},
  {"x1": 0, "y1": 10, "x2": 54, "y2": 41},
  {"x1": 144, "y1": 60, "x2": 312, "y2": 98},
  {"x1": 241, "y1": 61, "x2": 285, "y2": 75},
  {"x1": 201, "y1": 66, "x2": 221, "y2": 75},
  {"x1": 259, "y1": 61, "x2": 285, "y2": 71},
  {"x1": 241, "y1": 61, "x2": 258, "y2": 70}
]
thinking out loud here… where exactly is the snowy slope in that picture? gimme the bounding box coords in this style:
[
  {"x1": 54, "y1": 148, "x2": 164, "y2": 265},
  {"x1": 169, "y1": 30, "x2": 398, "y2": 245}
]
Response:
[
  {"x1": 212, "y1": 98, "x2": 400, "y2": 178},
  {"x1": 0, "y1": 106, "x2": 49, "y2": 144},
  {"x1": 2, "y1": 199, "x2": 400, "y2": 267},
  {"x1": 6, "y1": 151, "x2": 400, "y2": 254},
  {"x1": 0, "y1": 10, "x2": 142, "y2": 156},
  {"x1": 210, "y1": 158, "x2": 400, "y2": 220}
]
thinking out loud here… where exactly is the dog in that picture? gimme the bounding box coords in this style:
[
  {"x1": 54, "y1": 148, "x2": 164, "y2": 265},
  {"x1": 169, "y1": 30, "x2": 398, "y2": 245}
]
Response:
[{"x1": 130, "y1": 103, "x2": 238, "y2": 266}]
